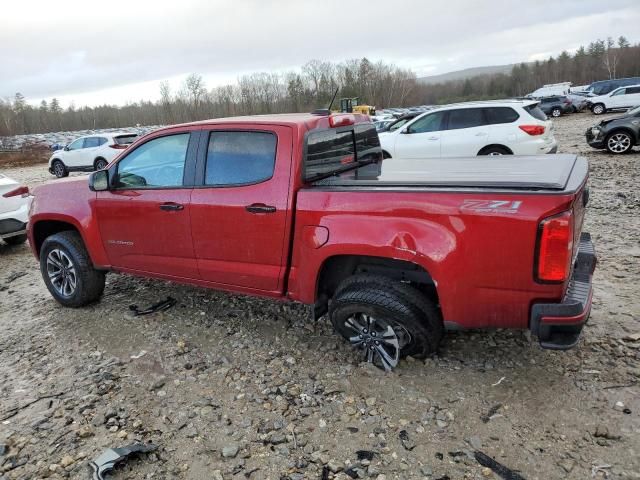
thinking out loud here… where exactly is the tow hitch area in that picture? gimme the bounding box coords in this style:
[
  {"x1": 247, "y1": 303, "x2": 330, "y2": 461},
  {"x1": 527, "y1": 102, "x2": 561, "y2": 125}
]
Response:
[{"x1": 530, "y1": 232, "x2": 597, "y2": 349}]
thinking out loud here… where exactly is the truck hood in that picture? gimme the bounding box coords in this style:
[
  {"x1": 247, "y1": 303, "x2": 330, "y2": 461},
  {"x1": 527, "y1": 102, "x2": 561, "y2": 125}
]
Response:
[{"x1": 314, "y1": 154, "x2": 587, "y2": 192}]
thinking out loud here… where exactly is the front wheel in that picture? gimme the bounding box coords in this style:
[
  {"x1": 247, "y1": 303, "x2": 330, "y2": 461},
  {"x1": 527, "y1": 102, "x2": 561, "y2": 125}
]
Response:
[
  {"x1": 606, "y1": 132, "x2": 633, "y2": 154},
  {"x1": 40, "y1": 231, "x2": 105, "y2": 307},
  {"x1": 592, "y1": 104, "x2": 605, "y2": 115},
  {"x1": 329, "y1": 275, "x2": 443, "y2": 371}
]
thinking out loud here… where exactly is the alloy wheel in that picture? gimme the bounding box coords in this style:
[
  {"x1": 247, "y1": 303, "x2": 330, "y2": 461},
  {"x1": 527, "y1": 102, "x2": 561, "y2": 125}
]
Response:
[
  {"x1": 343, "y1": 312, "x2": 411, "y2": 371},
  {"x1": 607, "y1": 133, "x2": 631, "y2": 154},
  {"x1": 46, "y1": 249, "x2": 77, "y2": 297},
  {"x1": 95, "y1": 160, "x2": 107, "y2": 170},
  {"x1": 54, "y1": 163, "x2": 64, "y2": 177}
]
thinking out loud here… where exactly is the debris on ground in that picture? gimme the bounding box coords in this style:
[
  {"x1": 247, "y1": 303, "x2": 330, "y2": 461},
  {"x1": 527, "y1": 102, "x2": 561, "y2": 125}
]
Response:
[
  {"x1": 128, "y1": 296, "x2": 176, "y2": 316},
  {"x1": 474, "y1": 451, "x2": 526, "y2": 480},
  {"x1": 89, "y1": 443, "x2": 158, "y2": 480}
]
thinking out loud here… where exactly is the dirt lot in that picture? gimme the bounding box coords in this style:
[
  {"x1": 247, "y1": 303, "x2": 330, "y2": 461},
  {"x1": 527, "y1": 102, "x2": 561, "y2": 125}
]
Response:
[{"x1": 1, "y1": 113, "x2": 638, "y2": 480}]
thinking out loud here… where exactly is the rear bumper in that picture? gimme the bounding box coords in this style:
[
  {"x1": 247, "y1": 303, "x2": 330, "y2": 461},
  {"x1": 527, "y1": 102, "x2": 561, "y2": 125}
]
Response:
[{"x1": 530, "y1": 232, "x2": 596, "y2": 350}]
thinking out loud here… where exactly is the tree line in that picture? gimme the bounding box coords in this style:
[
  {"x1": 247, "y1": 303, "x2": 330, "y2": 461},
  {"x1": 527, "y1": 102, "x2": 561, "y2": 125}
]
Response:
[{"x1": 1, "y1": 36, "x2": 639, "y2": 137}]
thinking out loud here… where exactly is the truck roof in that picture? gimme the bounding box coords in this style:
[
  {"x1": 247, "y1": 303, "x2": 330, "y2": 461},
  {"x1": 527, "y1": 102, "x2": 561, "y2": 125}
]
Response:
[{"x1": 159, "y1": 113, "x2": 372, "y2": 132}]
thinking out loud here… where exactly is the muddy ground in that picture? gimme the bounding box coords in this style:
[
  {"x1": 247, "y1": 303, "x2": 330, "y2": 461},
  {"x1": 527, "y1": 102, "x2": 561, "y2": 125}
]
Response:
[{"x1": 0, "y1": 113, "x2": 638, "y2": 480}]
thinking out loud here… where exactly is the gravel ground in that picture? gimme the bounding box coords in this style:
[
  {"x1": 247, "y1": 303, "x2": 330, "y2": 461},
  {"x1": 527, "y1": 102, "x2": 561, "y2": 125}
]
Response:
[{"x1": 0, "y1": 112, "x2": 638, "y2": 480}]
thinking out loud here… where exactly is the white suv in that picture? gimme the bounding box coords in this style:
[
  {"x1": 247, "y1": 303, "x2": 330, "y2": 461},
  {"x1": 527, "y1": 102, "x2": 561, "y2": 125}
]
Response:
[
  {"x1": 48, "y1": 132, "x2": 138, "y2": 178},
  {"x1": 379, "y1": 100, "x2": 557, "y2": 158},
  {"x1": 0, "y1": 174, "x2": 31, "y2": 245},
  {"x1": 588, "y1": 85, "x2": 640, "y2": 115}
]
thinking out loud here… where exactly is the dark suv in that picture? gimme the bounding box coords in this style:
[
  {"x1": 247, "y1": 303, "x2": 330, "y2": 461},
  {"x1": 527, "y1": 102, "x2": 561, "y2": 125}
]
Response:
[
  {"x1": 586, "y1": 106, "x2": 640, "y2": 154},
  {"x1": 537, "y1": 96, "x2": 573, "y2": 118}
]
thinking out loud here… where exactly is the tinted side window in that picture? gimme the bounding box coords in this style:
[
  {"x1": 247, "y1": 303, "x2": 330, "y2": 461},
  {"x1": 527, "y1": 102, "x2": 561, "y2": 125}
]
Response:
[
  {"x1": 116, "y1": 133, "x2": 189, "y2": 188},
  {"x1": 205, "y1": 131, "x2": 276, "y2": 186},
  {"x1": 407, "y1": 112, "x2": 445, "y2": 133},
  {"x1": 626, "y1": 86, "x2": 640, "y2": 94},
  {"x1": 97, "y1": 137, "x2": 108, "y2": 146},
  {"x1": 354, "y1": 123, "x2": 381, "y2": 163},
  {"x1": 446, "y1": 108, "x2": 486, "y2": 130},
  {"x1": 83, "y1": 137, "x2": 100, "y2": 148},
  {"x1": 484, "y1": 107, "x2": 519, "y2": 124},
  {"x1": 612, "y1": 88, "x2": 626, "y2": 96}
]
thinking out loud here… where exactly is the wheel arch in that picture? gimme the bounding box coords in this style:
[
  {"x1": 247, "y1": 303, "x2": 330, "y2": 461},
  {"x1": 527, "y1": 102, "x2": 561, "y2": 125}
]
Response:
[
  {"x1": 313, "y1": 254, "x2": 439, "y2": 319},
  {"x1": 31, "y1": 219, "x2": 81, "y2": 258},
  {"x1": 477, "y1": 144, "x2": 513, "y2": 155},
  {"x1": 93, "y1": 156, "x2": 107, "y2": 169},
  {"x1": 382, "y1": 150, "x2": 392, "y2": 159}
]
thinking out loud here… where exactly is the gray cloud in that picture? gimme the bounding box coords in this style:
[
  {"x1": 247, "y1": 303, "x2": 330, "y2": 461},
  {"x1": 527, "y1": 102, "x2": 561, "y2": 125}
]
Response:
[{"x1": 1, "y1": 0, "x2": 639, "y2": 103}]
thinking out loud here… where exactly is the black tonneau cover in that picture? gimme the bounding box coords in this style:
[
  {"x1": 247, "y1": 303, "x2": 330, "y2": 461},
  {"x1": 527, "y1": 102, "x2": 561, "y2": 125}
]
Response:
[{"x1": 312, "y1": 154, "x2": 587, "y2": 192}]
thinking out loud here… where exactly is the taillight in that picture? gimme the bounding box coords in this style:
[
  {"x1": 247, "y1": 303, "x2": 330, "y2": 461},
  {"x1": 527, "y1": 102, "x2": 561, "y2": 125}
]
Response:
[
  {"x1": 2, "y1": 186, "x2": 29, "y2": 198},
  {"x1": 519, "y1": 125, "x2": 546, "y2": 136},
  {"x1": 563, "y1": 99, "x2": 572, "y2": 104},
  {"x1": 109, "y1": 144, "x2": 128, "y2": 149},
  {"x1": 329, "y1": 114, "x2": 355, "y2": 128},
  {"x1": 536, "y1": 211, "x2": 574, "y2": 283}
]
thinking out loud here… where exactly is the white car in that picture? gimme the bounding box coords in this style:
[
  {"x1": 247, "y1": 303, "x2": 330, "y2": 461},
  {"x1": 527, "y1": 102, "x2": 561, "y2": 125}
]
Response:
[
  {"x1": 588, "y1": 85, "x2": 640, "y2": 115},
  {"x1": 379, "y1": 100, "x2": 557, "y2": 158},
  {"x1": 48, "y1": 132, "x2": 138, "y2": 178},
  {"x1": 0, "y1": 174, "x2": 31, "y2": 246}
]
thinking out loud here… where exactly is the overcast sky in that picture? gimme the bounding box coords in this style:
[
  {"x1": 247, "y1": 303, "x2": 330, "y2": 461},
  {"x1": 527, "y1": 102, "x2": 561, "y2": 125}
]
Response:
[{"x1": 2, "y1": 0, "x2": 639, "y2": 107}]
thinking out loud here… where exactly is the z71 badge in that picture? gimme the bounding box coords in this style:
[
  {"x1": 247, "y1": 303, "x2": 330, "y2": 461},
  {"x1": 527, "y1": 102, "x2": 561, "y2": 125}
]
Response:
[{"x1": 461, "y1": 199, "x2": 523, "y2": 214}]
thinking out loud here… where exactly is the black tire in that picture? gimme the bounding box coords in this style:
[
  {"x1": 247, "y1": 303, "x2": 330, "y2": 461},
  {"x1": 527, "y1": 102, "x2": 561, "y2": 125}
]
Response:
[
  {"x1": 479, "y1": 146, "x2": 511, "y2": 156},
  {"x1": 592, "y1": 103, "x2": 605, "y2": 115},
  {"x1": 605, "y1": 131, "x2": 634, "y2": 155},
  {"x1": 329, "y1": 275, "x2": 443, "y2": 366},
  {"x1": 52, "y1": 160, "x2": 68, "y2": 178},
  {"x1": 3, "y1": 234, "x2": 27, "y2": 245},
  {"x1": 94, "y1": 158, "x2": 108, "y2": 170},
  {"x1": 40, "y1": 231, "x2": 105, "y2": 307},
  {"x1": 551, "y1": 107, "x2": 562, "y2": 118}
]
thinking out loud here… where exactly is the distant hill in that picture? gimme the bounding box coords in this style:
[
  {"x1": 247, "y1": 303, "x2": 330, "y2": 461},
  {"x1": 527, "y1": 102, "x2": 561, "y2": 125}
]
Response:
[{"x1": 417, "y1": 64, "x2": 518, "y2": 85}]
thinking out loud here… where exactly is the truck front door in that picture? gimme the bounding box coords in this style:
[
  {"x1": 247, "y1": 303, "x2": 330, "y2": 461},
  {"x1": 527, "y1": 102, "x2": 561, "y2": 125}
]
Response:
[
  {"x1": 95, "y1": 131, "x2": 199, "y2": 278},
  {"x1": 189, "y1": 126, "x2": 292, "y2": 292}
]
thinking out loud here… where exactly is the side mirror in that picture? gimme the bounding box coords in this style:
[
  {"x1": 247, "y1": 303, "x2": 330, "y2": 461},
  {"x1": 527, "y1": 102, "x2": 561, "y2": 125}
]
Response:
[
  {"x1": 89, "y1": 170, "x2": 109, "y2": 192},
  {"x1": 63, "y1": 146, "x2": 70, "y2": 151},
  {"x1": 400, "y1": 128, "x2": 411, "y2": 134}
]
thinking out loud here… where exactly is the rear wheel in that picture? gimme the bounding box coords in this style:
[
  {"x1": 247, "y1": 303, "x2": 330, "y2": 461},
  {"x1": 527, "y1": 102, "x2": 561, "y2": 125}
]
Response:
[
  {"x1": 605, "y1": 131, "x2": 633, "y2": 154},
  {"x1": 94, "y1": 158, "x2": 108, "y2": 170},
  {"x1": 3, "y1": 234, "x2": 27, "y2": 245},
  {"x1": 329, "y1": 275, "x2": 443, "y2": 370},
  {"x1": 40, "y1": 231, "x2": 105, "y2": 307},
  {"x1": 551, "y1": 107, "x2": 562, "y2": 118},
  {"x1": 592, "y1": 103, "x2": 605, "y2": 115},
  {"x1": 52, "y1": 160, "x2": 68, "y2": 178}
]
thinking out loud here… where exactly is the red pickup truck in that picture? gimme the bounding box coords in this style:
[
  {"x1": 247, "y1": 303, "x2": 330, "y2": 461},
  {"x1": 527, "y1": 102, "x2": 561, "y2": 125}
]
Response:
[{"x1": 28, "y1": 113, "x2": 596, "y2": 370}]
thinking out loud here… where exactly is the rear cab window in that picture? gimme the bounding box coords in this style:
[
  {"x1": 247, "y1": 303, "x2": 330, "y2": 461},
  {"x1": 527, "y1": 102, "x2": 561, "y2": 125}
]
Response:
[{"x1": 304, "y1": 123, "x2": 381, "y2": 181}]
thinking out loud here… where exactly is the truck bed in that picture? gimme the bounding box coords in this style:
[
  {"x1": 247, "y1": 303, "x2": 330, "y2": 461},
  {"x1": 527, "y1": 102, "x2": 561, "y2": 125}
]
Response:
[{"x1": 312, "y1": 154, "x2": 587, "y2": 193}]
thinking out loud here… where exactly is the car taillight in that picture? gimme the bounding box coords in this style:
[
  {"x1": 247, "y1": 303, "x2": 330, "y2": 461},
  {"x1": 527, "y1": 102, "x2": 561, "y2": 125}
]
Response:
[
  {"x1": 536, "y1": 211, "x2": 574, "y2": 283},
  {"x1": 564, "y1": 99, "x2": 572, "y2": 104},
  {"x1": 2, "y1": 186, "x2": 29, "y2": 198},
  {"x1": 329, "y1": 114, "x2": 355, "y2": 128},
  {"x1": 519, "y1": 125, "x2": 546, "y2": 136},
  {"x1": 109, "y1": 144, "x2": 128, "y2": 149}
]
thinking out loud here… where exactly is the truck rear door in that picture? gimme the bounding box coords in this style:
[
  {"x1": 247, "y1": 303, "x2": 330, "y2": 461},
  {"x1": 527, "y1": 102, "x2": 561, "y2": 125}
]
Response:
[{"x1": 189, "y1": 126, "x2": 293, "y2": 292}]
